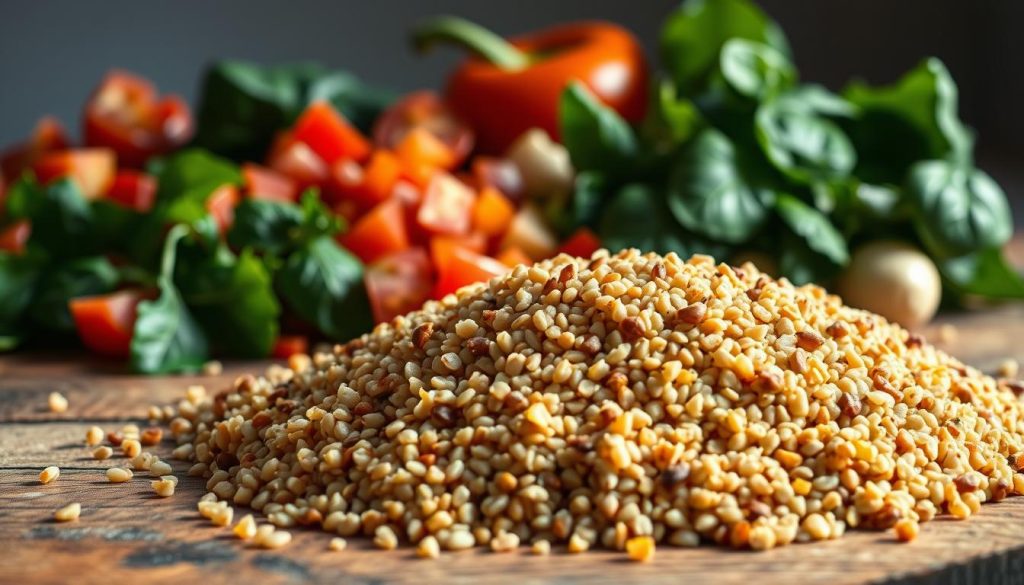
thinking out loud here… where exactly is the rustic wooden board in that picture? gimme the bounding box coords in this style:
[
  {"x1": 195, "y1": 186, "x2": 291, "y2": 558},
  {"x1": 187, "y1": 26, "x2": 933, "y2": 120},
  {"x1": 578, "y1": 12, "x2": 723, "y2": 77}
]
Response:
[{"x1": 2, "y1": 305, "x2": 1024, "y2": 585}]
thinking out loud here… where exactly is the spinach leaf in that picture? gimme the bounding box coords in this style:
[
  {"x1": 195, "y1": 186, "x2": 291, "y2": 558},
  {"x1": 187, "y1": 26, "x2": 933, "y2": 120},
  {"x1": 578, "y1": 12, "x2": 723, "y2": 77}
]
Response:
[
  {"x1": 774, "y1": 193, "x2": 849, "y2": 265},
  {"x1": 755, "y1": 92, "x2": 856, "y2": 183},
  {"x1": 130, "y1": 225, "x2": 209, "y2": 374},
  {"x1": 29, "y1": 256, "x2": 119, "y2": 332},
  {"x1": 193, "y1": 61, "x2": 393, "y2": 161},
  {"x1": 719, "y1": 38, "x2": 795, "y2": 101},
  {"x1": 559, "y1": 82, "x2": 639, "y2": 175},
  {"x1": 6, "y1": 178, "x2": 96, "y2": 259},
  {"x1": 643, "y1": 80, "x2": 702, "y2": 151},
  {"x1": 156, "y1": 148, "x2": 241, "y2": 224},
  {"x1": 777, "y1": 232, "x2": 841, "y2": 286},
  {"x1": 940, "y1": 248, "x2": 1024, "y2": 299},
  {"x1": 228, "y1": 191, "x2": 340, "y2": 256},
  {"x1": 844, "y1": 58, "x2": 972, "y2": 183},
  {"x1": 661, "y1": 0, "x2": 790, "y2": 96},
  {"x1": 667, "y1": 128, "x2": 772, "y2": 244},
  {"x1": 905, "y1": 159, "x2": 1012, "y2": 258},
  {"x1": 277, "y1": 236, "x2": 372, "y2": 341},
  {"x1": 0, "y1": 252, "x2": 42, "y2": 330},
  {"x1": 550, "y1": 171, "x2": 608, "y2": 237}
]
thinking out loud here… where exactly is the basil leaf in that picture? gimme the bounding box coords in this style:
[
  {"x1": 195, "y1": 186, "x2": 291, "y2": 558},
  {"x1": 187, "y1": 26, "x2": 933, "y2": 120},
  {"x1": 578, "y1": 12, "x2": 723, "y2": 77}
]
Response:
[
  {"x1": 277, "y1": 236, "x2": 372, "y2": 340},
  {"x1": 940, "y1": 248, "x2": 1024, "y2": 299},
  {"x1": 6, "y1": 178, "x2": 96, "y2": 259},
  {"x1": 644, "y1": 80, "x2": 702, "y2": 149},
  {"x1": 755, "y1": 94, "x2": 856, "y2": 183},
  {"x1": 774, "y1": 194, "x2": 849, "y2": 265},
  {"x1": 661, "y1": 0, "x2": 790, "y2": 96},
  {"x1": 906, "y1": 159, "x2": 1012, "y2": 258},
  {"x1": 156, "y1": 148, "x2": 241, "y2": 223},
  {"x1": 29, "y1": 256, "x2": 119, "y2": 332},
  {"x1": 131, "y1": 275, "x2": 210, "y2": 374},
  {"x1": 720, "y1": 38, "x2": 795, "y2": 101},
  {"x1": 559, "y1": 82, "x2": 639, "y2": 174},
  {"x1": 844, "y1": 58, "x2": 972, "y2": 183},
  {"x1": 228, "y1": 199, "x2": 304, "y2": 256},
  {"x1": 667, "y1": 129, "x2": 772, "y2": 244}
]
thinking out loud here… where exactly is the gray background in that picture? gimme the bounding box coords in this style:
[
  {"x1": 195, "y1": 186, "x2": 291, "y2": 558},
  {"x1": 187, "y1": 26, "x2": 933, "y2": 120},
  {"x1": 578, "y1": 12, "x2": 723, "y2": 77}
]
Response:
[{"x1": 2, "y1": 0, "x2": 1021, "y2": 207}]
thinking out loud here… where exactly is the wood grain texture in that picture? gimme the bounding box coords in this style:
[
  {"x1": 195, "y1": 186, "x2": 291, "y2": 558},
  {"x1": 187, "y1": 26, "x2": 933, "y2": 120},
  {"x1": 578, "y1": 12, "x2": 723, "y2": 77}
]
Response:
[{"x1": 2, "y1": 304, "x2": 1024, "y2": 584}]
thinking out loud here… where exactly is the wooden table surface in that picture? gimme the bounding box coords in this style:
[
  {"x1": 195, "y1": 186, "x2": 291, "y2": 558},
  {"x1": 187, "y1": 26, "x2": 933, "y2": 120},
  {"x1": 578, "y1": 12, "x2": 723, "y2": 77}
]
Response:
[{"x1": 3, "y1": 306, "x2": 1024, "y2": 585}]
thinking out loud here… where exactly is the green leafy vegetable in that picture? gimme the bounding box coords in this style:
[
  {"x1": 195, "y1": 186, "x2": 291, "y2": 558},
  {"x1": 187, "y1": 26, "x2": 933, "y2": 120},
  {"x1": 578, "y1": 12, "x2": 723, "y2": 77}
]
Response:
[
  {"x1": 228, "y1": 200, "x2": 305, "y2": 256},
  {"x1": 661, "y1": 0, "x2": 790, "y2": 95},
  {"x1": 667, "y1": 129, "x2": 772, "y2": 243},
  {"x1": 774, "y1": 193, "x2": 849, "y2": 265},
  {"x1": 0, "y1": 252, "x2": 42, "y2": 334},
  {"x1": 29, "y1": 256, "x2": 119, "y2": 332},
  {"x1": 156, "y1": 148, "x2": 242, "y2": 224},
  {"x1": 6, "y1": 178, "x2": 96, "y2": 259},
  {"x1": 905, "y1": 159, "x2": 1012, "y2": 258},
  {"x1": 755, "y1": 92, "x2": 857, "y2": 183},
  {"x1": 940, "y1": 248, "x2": 1024, "y2": 299},
  {"x1": 277, "y1": 236, "x2": 372, "y2": 341},
  {"x1": 559, "y1": 82, "x2": 639, "y2": 174},
  {"x1": 719, "y1": 38, "x2": 795, "y2": 101}
]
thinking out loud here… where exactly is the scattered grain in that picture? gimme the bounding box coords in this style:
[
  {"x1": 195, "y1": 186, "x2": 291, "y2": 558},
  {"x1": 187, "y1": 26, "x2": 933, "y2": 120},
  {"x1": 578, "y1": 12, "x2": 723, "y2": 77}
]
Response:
[
  {"x1": 54, "y1": 502, "x2": 81, "y2": 522},
  {"x1": 39, "y1": 466, "x2": 60, "y2": 485},
  {"x1": 48, "y1": 392, "x2": 68, "y2": 413}
]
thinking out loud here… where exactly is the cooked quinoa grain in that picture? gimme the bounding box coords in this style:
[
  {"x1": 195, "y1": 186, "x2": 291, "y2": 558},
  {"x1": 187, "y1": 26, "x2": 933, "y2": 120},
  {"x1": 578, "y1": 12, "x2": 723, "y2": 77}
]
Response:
[
  {"x1": 92, "y1": 446, "x2": 113, "y2": 460},
  {"x1": 39, "y1": 466, "x2": 60, "y2": 485},
  {"x1": 48, "y1": 392, "x2": 68, "y2": 413},
  {"x1": 85, "y1": 426, "x2": 104, "y2": 446},
  {"x1": 54, "y1": 502, "x2": 81, "y2": 522},
  {"x1": 106, "y1": 467, "x2": 133, "y2": 483},
  {"x1": 165, "y1": 250, "x2": 1024, "y2": 556}
]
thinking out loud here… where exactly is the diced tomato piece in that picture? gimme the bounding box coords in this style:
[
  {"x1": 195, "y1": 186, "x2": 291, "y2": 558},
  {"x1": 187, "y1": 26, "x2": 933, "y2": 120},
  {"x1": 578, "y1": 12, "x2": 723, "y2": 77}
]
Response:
[
  {"x1": 105, "y1": 170, "x2": 157, "y2": 212},
  {"x1": 0, "y1": 220, "x2": 31, "y2": 254},
  {"x1": 559, "y1": 227, "x2": 603, "y2": 259},
  {"x1": 206, "y1": 184, "x2": 240, "y2": 234},
  {"x1": 0, "y1": 117, "x2": 71, "y2": 181},
  {"x1": 83, "y1": 70, "x2": 193, "y2": 167},
  {"x1": 499, "y1": 206, "x2": 558, "y2": 261},
  {"x1": 329, "y1": 150, "x2": 402, "y2": 211},
  {"x1": 429, "y1": 232, "x2": 487, "y2": 273},
  {"x1": 496, "y1": 246, "x2": 533, "y2": 268},
  {"x1": 292, "y1": 101, "x2": 370, "y2": 165},
  {"x1": 242, "y1": 163, "x2": 298, "y2": 203},
  {"x1": 69, "y1": 289, "x2": 146, "y2": 358},
  {"x1": 365, "y1": 248, "x2": 434, "y2": 324},
  {"x1": 396, "y1": 126, "x2": 457, "y2": 170},
  {"x1": 267, "y1": 130, "x2": 329, "y2": 190},
  {"x1": 433, "y1": 248, "x2": 509, "y2": 298},
  {"x1": 271, "y1": 335, "x2": 309, "y2": 359},
  {"x1": 416, "y1": 173, "x2": 476, "y2": 237},
  {"x1": 339, "y1": 198, "x2": 410, "y2": 264},
  {"x1": 32, "y1": 148, "x2": 116, "y2": 199},
  {"x1": 472, "y1": 157, "x2": 524, "y2": 202},
  {"x1": 471, "y1": 186, "x2": 515, "y2": 237},
  {"x1": 373, "y1": 91, "x2": 474, "y2": 168}
]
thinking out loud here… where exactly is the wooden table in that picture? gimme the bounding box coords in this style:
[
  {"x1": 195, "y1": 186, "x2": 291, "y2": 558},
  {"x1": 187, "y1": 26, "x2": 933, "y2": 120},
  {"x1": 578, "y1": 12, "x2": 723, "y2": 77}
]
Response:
[{"x1": 3, "y1": 307, "x2": 1024, "y2": 585}]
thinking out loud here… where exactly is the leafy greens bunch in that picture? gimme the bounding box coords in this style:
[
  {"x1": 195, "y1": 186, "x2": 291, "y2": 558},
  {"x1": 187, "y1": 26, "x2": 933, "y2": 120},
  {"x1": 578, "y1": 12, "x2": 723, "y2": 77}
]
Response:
[{"x1": 555, "y1": 0, "x2": 1022, "y2": 299}]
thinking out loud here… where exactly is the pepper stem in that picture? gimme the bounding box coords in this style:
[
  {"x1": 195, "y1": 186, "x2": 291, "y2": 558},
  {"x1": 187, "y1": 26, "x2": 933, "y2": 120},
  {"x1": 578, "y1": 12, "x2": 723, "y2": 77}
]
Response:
[{"x1": 412, "y1": 16, "x2": 530, "y2": 71}]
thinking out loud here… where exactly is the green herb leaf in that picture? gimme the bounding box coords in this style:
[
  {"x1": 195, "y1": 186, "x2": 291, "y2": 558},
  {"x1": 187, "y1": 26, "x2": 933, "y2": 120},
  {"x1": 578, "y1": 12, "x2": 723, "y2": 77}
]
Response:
[
  {"x1": 29, "y1": 256, "x2": 119, "y2": 332},
  {"x1": 777, "y1": 232, "x2": 841, "y2": 286},
  {"x1": 755, "y1": 92, "x2": 856, "y2": 183},
  {"x1": 667, "y1": 129, "x2": 772, "y2": 244},
  {"x1": 905, "y1": 159, "x2": 1012, "y2": 258},
  {"x1": 559, "y1": 82, "x2": 639, "y2": 174},
  {"x1": 0, "y1": 252, "x2": 43, "y2": 328},
  {"x1": 940, "y1": 247, "x2": 1024, "y2": 299},
  {"x1": 661, "y1": 0, "x2": 790, "y2": 96},
  {"x1": 774, "y1": 193, "x2": 849, "y2": 265},
  {"x1": 719, "y1": 38, "x2": 795, "y2": 101},
  {"x1": 644, "y1": 80, "x2": 702, "y2": 149},
  {"x1": 844, "y1": 58, "x2": 972, "y2": 183},
  {"x1": 6, "y1": 178, "x2": 96, "y2": 259},
  {"x1": 277, "y1": 236, "x2": 372, "y2": 341},
  {"x1": 228, "y1": 192, "x2": 340, "y2": 256},
  {"x1": 156, "y1": 148, "x2": 241, "y2": 224}
]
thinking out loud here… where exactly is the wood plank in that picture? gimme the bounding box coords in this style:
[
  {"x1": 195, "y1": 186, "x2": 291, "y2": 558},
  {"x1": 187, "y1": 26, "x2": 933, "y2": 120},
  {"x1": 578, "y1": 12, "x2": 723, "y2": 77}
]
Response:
[{"x1": 2, "y1": 421, "x2": 1024, "y2": 585}]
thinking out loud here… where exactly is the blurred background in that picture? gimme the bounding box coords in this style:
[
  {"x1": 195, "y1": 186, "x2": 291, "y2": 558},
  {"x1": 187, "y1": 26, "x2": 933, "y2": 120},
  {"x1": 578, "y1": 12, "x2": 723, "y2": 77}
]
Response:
[{"x1": 2, "y1": 0, "x2": 1021, "y2": 216}]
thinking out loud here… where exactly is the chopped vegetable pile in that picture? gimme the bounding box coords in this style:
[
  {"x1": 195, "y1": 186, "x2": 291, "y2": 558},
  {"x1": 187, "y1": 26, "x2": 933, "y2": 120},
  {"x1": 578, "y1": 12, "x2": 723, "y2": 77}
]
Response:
[{"x1": 0, "y1": 0, "x2": 1020, "y2": 374}]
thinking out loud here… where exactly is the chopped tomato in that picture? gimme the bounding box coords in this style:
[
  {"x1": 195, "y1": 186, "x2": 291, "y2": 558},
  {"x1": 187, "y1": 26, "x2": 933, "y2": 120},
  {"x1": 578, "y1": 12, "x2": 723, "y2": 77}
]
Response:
[
  {"x1": 32, "y1": 148, "x2": 116, "y2": 199},
  {"x1": 373, "y1": 91, "x2": 473, "y2": 168},
  {"x1": 365, "y1": 248, "x2": 434, "y2": 323},
  {"x1": 83, "y1": 70, "x2": 192, "y2": 167},
  {"x1": 429, "y1": 232, "x2": 487, "y2": 272},
  {"x1": 416, "y1": 173, "x2": 475, "y2": 236},
  {"x1": 0, "y1": 117, "x2": 70, "y2": 180},
  {"x1": 499, "y1": 206, "x2": 558, "y2": 261},
  {"x1": 69, "y1": 289, "x2": 146, "y2": 358},
  {"x1": 559, "y1": 227, "x2": 602, "y2": 259},
  {"x1": 472, "y1": 157, "x2": 524, "y2": 202},
  {"x1": 267, "y1": 131, "x2": 329, "y2": 189},
  {"x1": 242, "y1": 163, "x2": 298, "y2": 203},
  {"x1": 395, "y1": 126, "x2": 464, "y2": 189},
  {"x1": 329, "y1": 150, "x2": 402, "y2": 211},
  {"x1": 471, "y1": 186, "x2": 515, "y2": 237},
  {"x1": 433, "y1": 248, "x2": 508, "y2": 298},
  {"x1": 206, "y1": 184, "x2": 240, "y2": 234},
  {"x1": 105, "y1": 170, "x2": 157, "y2": 212},
  {"x1": 0, "y1": 220, "x2": 31, "y2": 254},
  {"x1": 292, "y1": 101, "x2": 371, "y2": 165},
  {"x1": 271, "y1": 335, "x2": 309, "y2": 359},
  {"x1": 339, "y1": 198, "x2": 410, "y2": 264},
  {"x1": 496, "y1": 246, "x2": 533, "y2": 268}
]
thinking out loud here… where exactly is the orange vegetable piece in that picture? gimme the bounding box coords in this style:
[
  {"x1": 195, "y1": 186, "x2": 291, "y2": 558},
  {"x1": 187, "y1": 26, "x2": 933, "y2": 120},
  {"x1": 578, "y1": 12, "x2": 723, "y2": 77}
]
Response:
[
  {"x1": 339, "y1": 198, "x2": 410, "y2": 264},
  {"x1": 429, "y1": 232, "x2": 487, "y2": 272},
  {"x1": 471, "y1": 186, "x2": 515, "y2": 237},
  {"x1": 243, "y1": 163, "x2": 298, "y2": 202},
  {"x1": 0, "y1": 220, "x2": 31, "y2": 254},
  {"x1": 292, "y1": 101, "x2": 371, "y2": 165},
  {"x1": 433, "y1": 247, "x2": 508, "y2": 298},
  {"x1": 271, "y1": 335, "x2": 309, "y2": 359},
  {"x1": 206, "y1": 184, "x2": 240, "y2": 235},
  {"x1": 416, "y1": 173, "x2": 476, "y2": 237},
  {"x1": 558, "y1": 227, "x2": 602, "y2": 258},
  {"x1": 69, "y1": 289, "x2": 146, "y2": 358},
  {"x1": 32, "y1": 148, "x2": 116, "y2": 199},
  {"x1": 496, "y1": 246, "x2": 533, "y2": 268}
]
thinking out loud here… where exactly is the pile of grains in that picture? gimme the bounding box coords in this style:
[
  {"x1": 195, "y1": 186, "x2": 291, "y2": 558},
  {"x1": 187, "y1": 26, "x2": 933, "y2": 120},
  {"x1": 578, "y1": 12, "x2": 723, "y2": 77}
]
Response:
[{"x1": 164, "y1": 250, "x2": 1024, "y2": 555}]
